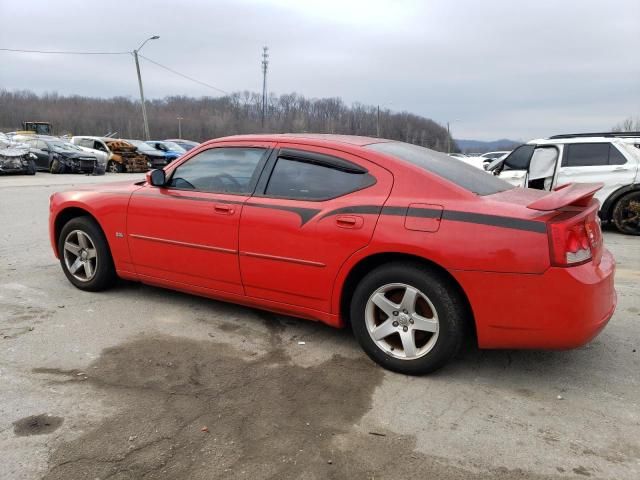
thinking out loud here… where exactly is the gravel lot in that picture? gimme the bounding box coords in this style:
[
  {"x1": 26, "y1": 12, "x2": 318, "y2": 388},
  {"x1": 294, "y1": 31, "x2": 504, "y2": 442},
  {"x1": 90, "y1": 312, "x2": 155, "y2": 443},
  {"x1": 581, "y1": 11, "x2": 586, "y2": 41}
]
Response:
[{"x1": 1, "y1": 173, "x2": 638, "y2": 479}]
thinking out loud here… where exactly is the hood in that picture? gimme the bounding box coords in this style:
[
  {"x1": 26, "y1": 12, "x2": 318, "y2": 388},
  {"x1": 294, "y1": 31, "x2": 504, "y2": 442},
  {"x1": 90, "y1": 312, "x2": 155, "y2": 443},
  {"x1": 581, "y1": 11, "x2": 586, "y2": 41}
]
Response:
[
  {"x1": 55, "y1": 149, "x2": 96, "y2": 160},
  {"x1": 69, "y1": 180, "x2": 145, "y2": 194},
  {"x1": 141, "y1": 151, "x2": 166, "y2": 158}
]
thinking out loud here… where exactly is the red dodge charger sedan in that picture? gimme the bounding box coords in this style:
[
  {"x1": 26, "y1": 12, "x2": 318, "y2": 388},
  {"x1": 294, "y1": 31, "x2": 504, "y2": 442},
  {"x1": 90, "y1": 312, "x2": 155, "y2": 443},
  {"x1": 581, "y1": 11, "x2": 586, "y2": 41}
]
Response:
[{"x1": 49, "y1": 134, "x2": 616, "y2": 374}]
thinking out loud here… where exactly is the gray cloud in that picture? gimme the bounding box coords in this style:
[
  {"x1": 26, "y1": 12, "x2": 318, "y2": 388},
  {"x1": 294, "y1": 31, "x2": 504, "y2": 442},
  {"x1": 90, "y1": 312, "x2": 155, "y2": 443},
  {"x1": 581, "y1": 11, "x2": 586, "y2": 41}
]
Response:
[{"x1": 0, "y1": 0, "x2": 638, "y2": 140}]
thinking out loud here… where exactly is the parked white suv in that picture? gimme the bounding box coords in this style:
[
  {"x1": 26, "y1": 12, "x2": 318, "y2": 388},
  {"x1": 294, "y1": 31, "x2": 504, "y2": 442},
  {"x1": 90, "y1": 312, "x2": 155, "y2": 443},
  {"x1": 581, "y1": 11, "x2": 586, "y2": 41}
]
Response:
[{"x1": 489, "y1": 133, "x2": 640, "y2": 235}]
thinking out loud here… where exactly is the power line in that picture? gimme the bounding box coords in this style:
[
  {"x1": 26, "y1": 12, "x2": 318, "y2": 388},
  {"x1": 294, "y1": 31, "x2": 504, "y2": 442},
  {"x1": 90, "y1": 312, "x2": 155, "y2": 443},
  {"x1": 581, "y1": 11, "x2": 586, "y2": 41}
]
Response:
[
  {"x1": 1, "y1": 47, "x2": 229, "y2": 96},
  {"x1": 0, "y1": 47, "x2": 129, "y2": 55},
  {"x1": 138, "y1": 54, "x2": 228, "y2": 95}
]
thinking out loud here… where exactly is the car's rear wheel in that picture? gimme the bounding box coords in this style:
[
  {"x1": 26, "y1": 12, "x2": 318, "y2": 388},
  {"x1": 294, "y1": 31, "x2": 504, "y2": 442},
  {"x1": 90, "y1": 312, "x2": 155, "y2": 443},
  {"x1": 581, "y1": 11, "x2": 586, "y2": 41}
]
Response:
[
  {"x1": 612, "y1": 191, "x2": 640, "y2": 236},
  {"x1": 350, "y1": 263, "x2": 465, "y2": 375},
  {"x1": 107, "y1": 161, "x2": 123, "y2": 173},
  {"x1": 58, "y1": 216, "x2": 116, "y2": 291}
]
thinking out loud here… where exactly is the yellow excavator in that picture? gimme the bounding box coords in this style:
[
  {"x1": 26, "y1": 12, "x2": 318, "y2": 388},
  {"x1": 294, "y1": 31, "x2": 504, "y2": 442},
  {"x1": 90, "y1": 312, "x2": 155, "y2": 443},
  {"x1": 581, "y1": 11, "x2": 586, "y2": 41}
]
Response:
[{"x1": 20, "y1": 122, "x2": 53, "y2": 136}]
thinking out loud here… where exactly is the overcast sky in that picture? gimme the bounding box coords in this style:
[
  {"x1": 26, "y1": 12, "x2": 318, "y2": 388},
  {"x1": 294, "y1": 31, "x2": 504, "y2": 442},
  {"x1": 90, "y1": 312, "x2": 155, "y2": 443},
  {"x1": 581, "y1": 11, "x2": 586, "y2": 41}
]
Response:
[{"x1": 1, "y1": 0, "x2": 638, "y2": 140}]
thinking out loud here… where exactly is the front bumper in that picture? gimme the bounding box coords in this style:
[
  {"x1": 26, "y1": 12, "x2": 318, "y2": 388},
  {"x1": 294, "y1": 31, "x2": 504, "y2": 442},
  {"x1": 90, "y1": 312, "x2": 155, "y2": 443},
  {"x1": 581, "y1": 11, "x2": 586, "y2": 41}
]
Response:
[
  {"x1": 452, "y1": 249, "x2": 617, "y2": 349},
  {"x1": 60, "y1": 158, "x2": 97, "y2": 174},
  {"x1": 0, "y1": 163, "x2": 30, "y2": 174},
  {"x1": 148, "y1": 156, "x2": 170, "y2": 169}
]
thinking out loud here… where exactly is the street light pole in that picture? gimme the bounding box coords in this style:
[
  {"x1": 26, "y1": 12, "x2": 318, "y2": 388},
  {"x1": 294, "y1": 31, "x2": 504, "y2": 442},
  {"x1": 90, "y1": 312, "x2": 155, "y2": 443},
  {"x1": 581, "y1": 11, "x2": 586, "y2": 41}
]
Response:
[
  {"x1": 177, "y1": 116, "x2": 183, "y2": 138},
  {"x1": 133, "y1": 35, "x2": 159, "y2": 141}
]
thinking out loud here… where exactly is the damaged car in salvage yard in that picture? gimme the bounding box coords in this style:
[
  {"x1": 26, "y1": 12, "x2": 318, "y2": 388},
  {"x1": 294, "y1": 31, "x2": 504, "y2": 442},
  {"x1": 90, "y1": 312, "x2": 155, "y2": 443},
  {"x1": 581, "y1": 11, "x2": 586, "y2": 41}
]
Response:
[
  {"x1": 48, "y1": 134, "x2": 616, "y2": 375},
  {"x1": 16, "y1": 136, "x2": 100, "y2": 174},
  {"x1": 70, "y1": 136, "x2": 148, "y2": 173},
  {"x1": 0, "y1": 134, "x2": 37, "y2": 175}
]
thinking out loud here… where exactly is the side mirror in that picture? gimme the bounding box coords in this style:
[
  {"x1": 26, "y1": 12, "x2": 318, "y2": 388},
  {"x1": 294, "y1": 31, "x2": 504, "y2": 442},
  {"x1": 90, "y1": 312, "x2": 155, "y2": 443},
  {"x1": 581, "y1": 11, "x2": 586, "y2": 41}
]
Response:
[{"x1": 147, "y1": 169, "x2": 166, "y2": 187}]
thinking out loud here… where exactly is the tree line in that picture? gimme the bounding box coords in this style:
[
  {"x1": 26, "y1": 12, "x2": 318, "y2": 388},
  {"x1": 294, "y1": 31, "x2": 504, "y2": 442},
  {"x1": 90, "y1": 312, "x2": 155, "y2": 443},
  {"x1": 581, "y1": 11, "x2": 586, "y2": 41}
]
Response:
[{"x1": 0, "y1": 89, "x2": 456, "y2": 151}]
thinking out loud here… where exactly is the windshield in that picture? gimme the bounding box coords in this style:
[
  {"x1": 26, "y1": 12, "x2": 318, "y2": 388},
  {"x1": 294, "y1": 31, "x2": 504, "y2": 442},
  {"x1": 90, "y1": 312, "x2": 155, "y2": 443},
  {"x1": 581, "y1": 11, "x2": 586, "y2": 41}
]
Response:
[
  {"x1": 127, "y1": 140, "x2": 156, "y2": 153},
  {"x1": 366, "y1": 141, "x2": 513, "y2": 196},
  {"x1": 162, "y1": 142, "x2": 186, "y2": 152},
  {"x1": 49, "y1": 141, "x2": 76, "y2": 151}
]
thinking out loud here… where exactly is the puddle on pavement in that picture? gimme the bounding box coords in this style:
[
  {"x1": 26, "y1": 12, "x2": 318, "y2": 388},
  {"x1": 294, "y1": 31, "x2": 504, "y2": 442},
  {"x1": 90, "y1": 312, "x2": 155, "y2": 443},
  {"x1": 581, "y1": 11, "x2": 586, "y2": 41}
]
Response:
[
  {"x1": 40, "y1": 324, "x2": 569, "y2": 479},
  {"x1": 13, "y1": 414, "x2": 64, "y2": 436}
]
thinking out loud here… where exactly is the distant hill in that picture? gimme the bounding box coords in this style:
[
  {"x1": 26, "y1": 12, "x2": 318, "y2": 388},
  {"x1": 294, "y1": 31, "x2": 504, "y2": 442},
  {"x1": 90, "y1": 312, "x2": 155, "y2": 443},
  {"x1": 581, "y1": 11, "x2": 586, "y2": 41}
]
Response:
[{"x1": 455, "y1": 138, "x2": 521, "y2": 154}]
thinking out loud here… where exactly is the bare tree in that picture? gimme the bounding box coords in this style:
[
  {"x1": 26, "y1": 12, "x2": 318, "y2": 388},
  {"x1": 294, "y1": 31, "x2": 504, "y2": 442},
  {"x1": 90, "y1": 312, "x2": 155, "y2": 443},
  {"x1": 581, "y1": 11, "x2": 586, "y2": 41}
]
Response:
[
  {"x1": 0, "y1": 89, "x2": 456, "y2": 151},
  {"x1": 612, "y1": 116, "x2": 640, "y2": 132}
]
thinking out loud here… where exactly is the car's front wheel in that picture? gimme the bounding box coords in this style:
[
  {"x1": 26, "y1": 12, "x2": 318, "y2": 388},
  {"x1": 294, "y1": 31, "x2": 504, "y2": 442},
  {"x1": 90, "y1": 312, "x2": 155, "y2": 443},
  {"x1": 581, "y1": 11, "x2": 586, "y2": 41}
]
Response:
[
  {"x1": 107, "y1": 161, "x2": 123, "y2": 173},
  {"x1": 612, "y1": 191, "x2": 640, "y2": 235},
  {"x1": 58, "y1": 216, "x2": 116, "y2": 291},
  {"x1": 50, "y1": 159, "x2": 65, "y2": 174},
  {"x1": 350, "y1": 263, "x2": 466, "y2": 375}
]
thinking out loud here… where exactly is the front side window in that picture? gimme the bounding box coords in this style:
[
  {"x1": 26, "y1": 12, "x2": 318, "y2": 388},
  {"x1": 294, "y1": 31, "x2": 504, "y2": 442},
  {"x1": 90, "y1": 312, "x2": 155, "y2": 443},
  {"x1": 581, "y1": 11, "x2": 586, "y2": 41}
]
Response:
[
  {"x1": 168, "y1": 147, "x2": 266, "y2": 194},
  {"x1": 94, "y1": 141, "x2": 107, "y2": 152},
  {"x1": 504, "y1": 145, "x2": 534, "y2": 171},
  {"x1": 265, "y1": 158, "x2": 375, "y2": 200},
  {"x1": 563, "y1": 143, "x2": 609, "y2": 167}
]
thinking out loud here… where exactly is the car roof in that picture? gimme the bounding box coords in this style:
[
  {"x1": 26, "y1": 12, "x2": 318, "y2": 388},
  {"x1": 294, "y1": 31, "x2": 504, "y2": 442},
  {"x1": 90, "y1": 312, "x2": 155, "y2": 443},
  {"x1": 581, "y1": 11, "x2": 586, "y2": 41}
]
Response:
[
  {"x1": 529, "y1": 136, "x2": 625, "y2": 145},
  {"x1": 209, "y1": 133, "x2": 391, "y2": 147}
]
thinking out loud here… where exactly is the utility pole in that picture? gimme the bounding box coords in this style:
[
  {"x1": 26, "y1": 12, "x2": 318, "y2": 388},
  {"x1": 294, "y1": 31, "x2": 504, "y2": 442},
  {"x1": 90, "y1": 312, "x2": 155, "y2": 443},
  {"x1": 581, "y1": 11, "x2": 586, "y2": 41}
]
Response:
[
  {"x1": 177, "y1": 116, "x2": 183, "y2": 138},
  {"x1": 261, "y1": 46, "x2": 269, "y2": 128},
  {"x1": 447, "y1": 121, "x2": 451, "y2": 154},
  {"x1": 376, "y1": 105, "x2": 380, "y2": 137},
  {"x1": 133, "y1": 35, "x2": 159, "y2": 140}
]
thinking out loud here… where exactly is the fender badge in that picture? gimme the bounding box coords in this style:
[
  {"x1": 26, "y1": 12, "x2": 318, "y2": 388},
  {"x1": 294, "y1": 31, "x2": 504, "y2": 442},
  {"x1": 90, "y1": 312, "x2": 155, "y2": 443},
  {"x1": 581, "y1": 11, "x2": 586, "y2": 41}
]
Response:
[{"x1": 115, "y1": 232, "x2": 124, "y2": 238}]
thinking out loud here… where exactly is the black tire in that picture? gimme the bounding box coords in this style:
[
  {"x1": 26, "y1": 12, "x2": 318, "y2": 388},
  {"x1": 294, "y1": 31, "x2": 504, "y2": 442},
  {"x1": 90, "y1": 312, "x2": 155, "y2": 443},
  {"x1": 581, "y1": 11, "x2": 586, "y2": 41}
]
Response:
[
  {"x1": 107, "y1": 161, "x2": 123, "y2": 173},
  {"x1": 26, "y1": 159, "x2": 36, "y2": 175},
  {"x1": 57, "y1": 216, "x2": 116, "y2": 291},
  {"x1": 612, "y1": 191, "x2": 640, "y2": 235},
  {"x1": 50, "y1": 159, "x2": 64, "y2": 174},
  {"x1": 350, "y1": 262, "x2": 466, "y2": 375}
]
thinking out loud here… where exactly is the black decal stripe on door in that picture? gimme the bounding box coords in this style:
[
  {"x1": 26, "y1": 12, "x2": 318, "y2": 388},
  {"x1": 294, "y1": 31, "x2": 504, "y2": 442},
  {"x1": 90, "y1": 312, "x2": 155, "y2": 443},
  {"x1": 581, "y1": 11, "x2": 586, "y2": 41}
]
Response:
[
  {"x1": 134, "y1": 191, "x2": 546, "y2": 233},
  {"x1": 244, "y1": 202, "x2": 321, "y2": 225}
]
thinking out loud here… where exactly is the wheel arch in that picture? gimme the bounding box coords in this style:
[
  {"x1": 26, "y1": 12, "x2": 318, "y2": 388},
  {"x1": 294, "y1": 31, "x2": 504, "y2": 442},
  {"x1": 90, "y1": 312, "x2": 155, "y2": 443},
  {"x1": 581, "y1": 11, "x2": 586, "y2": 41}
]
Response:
[
  {"x1": 338, "y1": 252, "x2": 476, "y2": 341},
  {"x1": 53, "y1": 207, "x2": 106, "y2": 256},
  {"x1": 599, "y1": 184, "x2": 640, "y2": 221}
]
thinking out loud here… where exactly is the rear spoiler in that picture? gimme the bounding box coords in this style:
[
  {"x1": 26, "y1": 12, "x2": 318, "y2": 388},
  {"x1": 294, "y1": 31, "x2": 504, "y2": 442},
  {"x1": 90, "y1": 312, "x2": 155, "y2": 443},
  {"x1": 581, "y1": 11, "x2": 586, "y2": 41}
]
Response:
[{"x1": 527, "y1": 183, "x2": 603, "y2": 211}]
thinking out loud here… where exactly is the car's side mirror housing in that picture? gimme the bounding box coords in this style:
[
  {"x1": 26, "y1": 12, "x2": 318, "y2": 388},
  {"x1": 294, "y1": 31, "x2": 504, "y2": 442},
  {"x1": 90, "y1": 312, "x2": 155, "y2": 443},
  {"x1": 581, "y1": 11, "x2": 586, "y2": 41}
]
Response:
[{"x1": 147, "y1": 169, "x2": 166, "y2": 187}]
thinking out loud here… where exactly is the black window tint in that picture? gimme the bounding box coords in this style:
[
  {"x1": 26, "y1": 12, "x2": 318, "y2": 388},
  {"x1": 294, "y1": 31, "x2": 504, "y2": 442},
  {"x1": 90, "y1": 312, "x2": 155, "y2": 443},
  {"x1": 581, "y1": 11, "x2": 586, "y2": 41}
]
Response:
[
  {"x1": 366, "y1": 142, "x2": 512, "y2": 196},
  {"x1": 169, "y1": 147, "x2": 265, "y2": 194},
  {"x1": 563, "y1": 143, "x2": 609, "y2": 167},
  {"x1": 504, "y1": 145, "x2": 534, "y2": 170},
  {"x1": 608, "y1": 145, "x2": 627, "y2": 165},
  {"x1": 265, "y1": 158, "x2": 375, "y2": 200}
]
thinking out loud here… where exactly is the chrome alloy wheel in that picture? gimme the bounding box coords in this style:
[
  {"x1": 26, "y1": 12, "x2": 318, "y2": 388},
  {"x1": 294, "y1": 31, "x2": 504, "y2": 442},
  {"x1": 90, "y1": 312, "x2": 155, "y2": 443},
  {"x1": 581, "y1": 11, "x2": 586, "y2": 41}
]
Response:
[
  {"x1": 365, "y1": 283, "x2": 439, "y2": 360},
  {"x1": 63, "y1": 230, "x2": 98, "y2": 282}
]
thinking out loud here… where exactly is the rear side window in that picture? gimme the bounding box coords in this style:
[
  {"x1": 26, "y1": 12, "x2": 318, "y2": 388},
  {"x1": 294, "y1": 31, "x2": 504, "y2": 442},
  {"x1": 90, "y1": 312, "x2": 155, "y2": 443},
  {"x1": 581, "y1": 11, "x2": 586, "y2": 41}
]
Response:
[
  {"x1": 265, "y1": 158, "x2": 375, "y2": 200},
  {"x1": 366, "y1": 141, "x2": 512, "y2": 195},
  {"x1": 169, "y1": 147, "x2": 266, "y2": 194},
  {"x1": 608, "y1": 145, "x2": 627, "y2": 165},
  {"x1": 562, "y1": 143, "x2": 626, "y2": 167}
]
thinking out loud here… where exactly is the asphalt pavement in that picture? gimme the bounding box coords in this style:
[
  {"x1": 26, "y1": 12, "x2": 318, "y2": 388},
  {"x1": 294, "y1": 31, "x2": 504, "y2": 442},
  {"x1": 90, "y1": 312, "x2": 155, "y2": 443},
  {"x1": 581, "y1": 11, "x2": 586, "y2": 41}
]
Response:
[{"x1": 0, "y1": 173, "x2": 638, "y2": 479}]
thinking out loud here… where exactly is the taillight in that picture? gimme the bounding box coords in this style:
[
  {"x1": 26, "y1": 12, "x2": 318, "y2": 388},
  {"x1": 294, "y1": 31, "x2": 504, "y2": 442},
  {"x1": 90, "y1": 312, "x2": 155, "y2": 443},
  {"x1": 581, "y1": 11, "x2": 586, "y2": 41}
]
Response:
[{"x1": 548, "y1": 212, "x2": 600, "y2": 267}]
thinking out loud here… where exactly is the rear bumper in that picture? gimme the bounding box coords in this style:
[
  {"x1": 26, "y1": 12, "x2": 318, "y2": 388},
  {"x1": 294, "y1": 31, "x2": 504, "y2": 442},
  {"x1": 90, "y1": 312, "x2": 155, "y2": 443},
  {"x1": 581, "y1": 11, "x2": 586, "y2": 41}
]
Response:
[{"x1": 452, "y1": 249, "x2": 617, "y2": 349}]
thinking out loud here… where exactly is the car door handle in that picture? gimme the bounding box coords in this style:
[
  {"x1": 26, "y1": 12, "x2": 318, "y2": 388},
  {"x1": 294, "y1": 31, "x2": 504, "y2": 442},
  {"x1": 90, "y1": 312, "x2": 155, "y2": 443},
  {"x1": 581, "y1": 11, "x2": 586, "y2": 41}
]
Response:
[
  {"x1": 214, "y1": 204, "x2": 234, "y2": 215},
  {"x1": 613, "y1": 166, "x2": 628, "y2": 172},
  {"x1": 336, "y1": 215, "x2": 363, "y2": 229}
]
